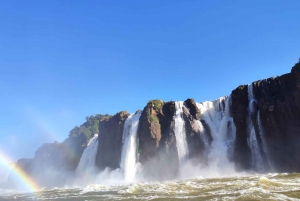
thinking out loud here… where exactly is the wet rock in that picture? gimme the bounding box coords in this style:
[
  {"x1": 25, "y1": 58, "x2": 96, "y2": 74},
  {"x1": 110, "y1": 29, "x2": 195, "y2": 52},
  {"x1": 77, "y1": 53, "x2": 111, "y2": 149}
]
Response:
[
  {"x1": 183, "y1": 99, "x2": 208, "y2": 161},
  {"x1": 232, "y1": 61, "x2": 300, "y2": 172},
  {"x1": 138, "y1": 100, "x2": 179, "y2": 180},
  {"x1": 95, "y1": 111, "x2": 130, "y2": 170},
  {"x1": 231, "y1": 85, "x2": 252, "y2": 170}
]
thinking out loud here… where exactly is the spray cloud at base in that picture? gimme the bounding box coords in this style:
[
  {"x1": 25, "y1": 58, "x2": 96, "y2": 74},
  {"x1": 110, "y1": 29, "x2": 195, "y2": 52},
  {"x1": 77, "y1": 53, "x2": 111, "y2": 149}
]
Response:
[{"x1": 1, "y1": 94, "x2": 273, "y2": 191}]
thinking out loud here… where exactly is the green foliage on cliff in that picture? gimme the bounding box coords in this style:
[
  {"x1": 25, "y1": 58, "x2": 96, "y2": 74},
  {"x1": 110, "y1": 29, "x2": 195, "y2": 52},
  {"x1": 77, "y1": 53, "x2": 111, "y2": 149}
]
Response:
[
  {"x1": 146, "y1": 100, "x2": 164, "y2": 124},
  {"x1": 138, "y1": 148, "x2": 142, "y2": 154},
  {"x1": 238, "y1": 85, "x2": 246, "y2": 90},
  {"x1": 118, "y1": 111, "x2": 129, "y2": 116},
  {"x1": 149, "y1": 115, "x2": 159, "y2": 123},
  {"x1": 69, "y1": 114, "x2": 112, "y2": 141},
  {"x1": 149, "y1": 100, "x2": 165, "y2": 111}
]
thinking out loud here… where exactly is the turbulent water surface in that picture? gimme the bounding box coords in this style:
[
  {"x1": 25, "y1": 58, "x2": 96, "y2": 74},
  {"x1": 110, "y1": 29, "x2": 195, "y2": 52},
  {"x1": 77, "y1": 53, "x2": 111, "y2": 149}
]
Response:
[{"x1": 1, "y1": 173, "x2": 300, "y2": 201}]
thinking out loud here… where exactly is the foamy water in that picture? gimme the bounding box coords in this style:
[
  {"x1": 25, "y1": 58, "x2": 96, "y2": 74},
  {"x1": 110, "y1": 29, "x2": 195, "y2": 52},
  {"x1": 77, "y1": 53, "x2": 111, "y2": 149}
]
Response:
[{"x1": 1, "y1": 173, "x2": 300, "y2": 200}]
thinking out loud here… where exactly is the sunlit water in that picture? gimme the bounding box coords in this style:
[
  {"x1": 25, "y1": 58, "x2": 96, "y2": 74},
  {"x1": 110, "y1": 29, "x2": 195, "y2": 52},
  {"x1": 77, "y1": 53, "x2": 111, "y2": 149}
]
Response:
[
  {"x1": 2, "y1": 98, "x2": 299, "y2": 200},
  {"x1": 1, "y1": 173, "x2": 300, "y2": 200}
]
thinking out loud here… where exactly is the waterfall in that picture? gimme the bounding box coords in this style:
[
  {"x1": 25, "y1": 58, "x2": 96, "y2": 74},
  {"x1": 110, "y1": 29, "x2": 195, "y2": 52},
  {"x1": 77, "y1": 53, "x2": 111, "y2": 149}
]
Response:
[
  {"x1": 257, "y1": 111, "x2": 266, "y2": 154},
  {"x1": 257, "y1": 111, "x2": 273, "y2": 171},
  {"x1": 196, "y1": 96, "x2": 236, "y2": 171},
  {"x1": 76, "y1": 134, "x2": 99, "y2": 176},
  {"x1": 225, "y1": 96, "x2": 236, "y2": 160},
  {"x1": 197, "y1": 97, "x2": 235, "y2": 146},
  {"x1": 196, "y1": 120, "x2": 210, "y2": 151},
  {"x1": 174, "y1": 101, "x2": 189, "y2": 164},
  {"x1": 247, "y1": 83, "x2": 264, "y2": 171},
  {"x1": 120, "y1": 111, "x2": 142, "y2": 182}
]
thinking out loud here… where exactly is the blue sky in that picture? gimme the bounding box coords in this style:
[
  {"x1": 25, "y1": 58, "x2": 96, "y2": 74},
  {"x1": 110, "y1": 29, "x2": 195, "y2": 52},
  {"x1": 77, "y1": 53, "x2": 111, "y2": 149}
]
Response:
[{"x1": 0, "y1": 0, "x2": 300, "y2": 179}]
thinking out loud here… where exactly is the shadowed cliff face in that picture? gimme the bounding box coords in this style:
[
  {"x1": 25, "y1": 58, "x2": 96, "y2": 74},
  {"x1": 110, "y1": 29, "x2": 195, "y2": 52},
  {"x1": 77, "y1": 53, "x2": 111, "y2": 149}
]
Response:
[
  {"x1": 5, "y1": 115, "x2": 112, "y2": 188},
  {"x1": 95, "y1": 111, "x2": 130, "y2": 170},
  {"x1": 251, "y1": 62, "x2": 300, "y2": 172},
  {"x1": 231, "y1": 85, "x2": 252, "y2": 170},
  {"x1": 138, "y1": 99, "x2": 210, "y2": 179},
  {"x1": 182, "y1": 99, "x2": 209, "y2": 162},
  {"x1": 231, "y1": 62, "x2": 300, "y2": 172},
  {"x1": 7, "y1": 142, "x2": 78, "y2": 188},
  {"x1": 138, "y1": 100, "x2": 164, "y2": 164},
  {"x1": 7, "y1": 61, "x2": 300, "y2": 189},
  {"x1": 137, "y1": 100, "x2": 179, "y2": 180}
]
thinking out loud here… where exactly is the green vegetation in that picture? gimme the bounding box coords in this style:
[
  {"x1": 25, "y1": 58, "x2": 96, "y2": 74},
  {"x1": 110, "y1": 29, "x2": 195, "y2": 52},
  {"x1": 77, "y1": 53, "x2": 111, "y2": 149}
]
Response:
[
  {"x1": 136, "y1": 139, "x2": 142, "y2": 154},
  {"x1": 257, "y1": 80, "x2": 263, "y2": 87},
  {"x1": 238, "y1": 85, "x2": 246, "y2": 90},
  {"x1": 69, "y1": 114, "x2": 112, "y2": 142},
  {"x1": 149, "y1": 100, "x2": 165, "y2": 111},
  {"x1": 149, "y1": 115, "x2": 159, "y2": 123},
  {"x1": 119, "y1": 111, "x2": 128, "y2": 116},
  {"x1": 146, "y1": 100, "x2": 164, "y2": 124},
  {"x1": 138, "y1": 148, "x2": 142, "y2": 154},
  {"x1": 146, "y1": 100, "x2": 165, "y2": 115}
]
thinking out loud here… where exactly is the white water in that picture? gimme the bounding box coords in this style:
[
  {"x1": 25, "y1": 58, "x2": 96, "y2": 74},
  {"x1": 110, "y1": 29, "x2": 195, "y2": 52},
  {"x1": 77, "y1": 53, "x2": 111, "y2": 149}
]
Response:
[
  {"x1": 196, "y1": 120, "x2": 209, "y2": 150},
  {"x1": 174, "y1": 102, "x2": 189, "y2": 164},
  {"x1": 257, "y1": 111, "x2": 273, "y2": 171},
  {"x1": 76, "y1": 134, "x2": 99, "y2": 177},
  {"x1": 4, "y1": 173, "x2": 300, "y2": 200},
  {"x1": 247, "y1": 84, "x2": 264, "y2": 171},
  {"x1": 196, "y1": 96, "x2": 236, "y2": 173},
  {"x1": 120, "y1": 111, "x2": 142, "y2": 182}
]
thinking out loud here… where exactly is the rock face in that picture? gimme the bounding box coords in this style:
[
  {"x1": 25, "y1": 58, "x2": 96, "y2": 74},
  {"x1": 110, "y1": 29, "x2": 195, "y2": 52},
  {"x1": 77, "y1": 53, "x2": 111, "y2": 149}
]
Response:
[
  {"x1": 231, "y1": 61, "x2": 300, "y2": 172},
  {"x1": 137, "y1": 100, "x2": 179, "y2": 179},
  {"x1": 5, "y1": 158, "x2": 31, "y2": 189},
  {"x1": 7, "y1": 61, "x2": 300, "y2": 188},
  {"x1": 8, "y1": 142, "x2": 75, "y2": 187},
  {"x1": 138, "y1": 99, "x2": 209, "y2": 179},
  {"x1": 95, "y1": 111, "x2": 130, "y2": 170},
  {"x1": 182, "y1": 99, "x2": 208, "y2": 161},
  {"x1": 252, "y1": 62, "x2": 300, "y2": 172},
  {"x1": 6, "y1": 114, "x2": 112, "y2": 188},
  {"x1": 231, "y1": 85, "x2": 252, "y2": 170},
  {"x1": 138, "y1": 100, "x2": 164, "y2": 163}
]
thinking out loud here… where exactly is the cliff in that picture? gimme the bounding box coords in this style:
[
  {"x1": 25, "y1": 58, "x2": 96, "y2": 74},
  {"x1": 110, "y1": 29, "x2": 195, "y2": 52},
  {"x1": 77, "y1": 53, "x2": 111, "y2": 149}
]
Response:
[
  {"x1": 95, "y1": 111, "x2": 130, "y2": 170},
  {"x1": 232, "y1": 62, "x2": 300, "y2": 172},
  {"x1": 6, "y1": 61, "x2": 300, "y2": 188}
]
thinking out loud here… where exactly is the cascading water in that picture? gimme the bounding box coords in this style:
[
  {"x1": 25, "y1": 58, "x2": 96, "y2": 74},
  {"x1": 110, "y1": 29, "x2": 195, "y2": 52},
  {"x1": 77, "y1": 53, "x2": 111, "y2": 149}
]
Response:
[
  {"x1": 120, "y1": 111, "x2": 142, "y2": 182},
  {"x1": 196, "y1": 120, "x2": 210, "y2": 151},
  {"x1": 174, "y1": 102, "x2": 189, "y2": 164},
  {"x1": 257, "y1": 111, "x2": 273, "y2": 171},
  {"x1": 76, "y1": 134, "x2": 99, "y2": 177},
  {"x1": 224, "y1": 96, "x2": 236, "y2": 160},
  {"x1": 247, "y1": 83, "x2": 264, "y2": 171},
  {"x1": 196, "y1": 96, "x2": 236, "y2": 173}
]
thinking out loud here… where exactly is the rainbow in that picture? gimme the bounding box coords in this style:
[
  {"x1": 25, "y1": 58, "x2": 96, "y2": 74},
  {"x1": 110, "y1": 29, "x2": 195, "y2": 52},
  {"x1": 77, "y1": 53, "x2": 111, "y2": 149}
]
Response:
[{"x1": 0, "y1": 151, "x2": 39, "y2": 192}]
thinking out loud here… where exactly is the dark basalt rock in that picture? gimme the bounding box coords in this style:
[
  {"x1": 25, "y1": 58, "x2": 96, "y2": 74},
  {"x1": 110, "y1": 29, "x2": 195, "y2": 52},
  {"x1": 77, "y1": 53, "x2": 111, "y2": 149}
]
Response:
[
  {"x1": 231, "y1": 85, "x2": 252, "y2": 170},
  {"x1": 95, "y1": 111, "x2": 130, "y2": 170},
  {"x1": 250, "y1": 62, "x2": 300, "y2": 172},
  {"x1": 139, "y1": 98, "x2": 211, "y2": 178},
  {"x1": 138, "y1": 100, "x2": 178, "y2": 162},
  {"x1": 230, "y1": 61, "x2": 300, "y2": 172},
  {"x1": 138, "y1": 100, "x2": 164, "y2": 163},
  {"x1": 158, "y1": 101, "x2": 177, "y2": 156},
  {"x1": 5, "y1": 158, "x2": 31, "y2": 189},
  {"x1": 7, "y1": 61, "x2": 300, "y2": 188},
  {"x1": 183, "y1": 99, "x2": 209, "y2": 162},
  {"x1": 184, "y1": 99, "x2": 201, "y2": 120},
  {"x1": 7, "y1": 113, "x2": 121, "y2": 188},
  {"x1": 138, "y1": 100, "x2": 179, "y2": 179},
  {"x1": 7, "y1": 142, "x2": 76, "y2": 188}
]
